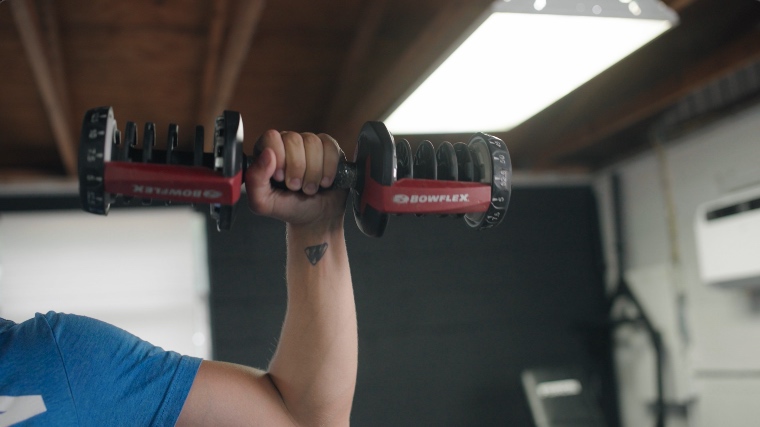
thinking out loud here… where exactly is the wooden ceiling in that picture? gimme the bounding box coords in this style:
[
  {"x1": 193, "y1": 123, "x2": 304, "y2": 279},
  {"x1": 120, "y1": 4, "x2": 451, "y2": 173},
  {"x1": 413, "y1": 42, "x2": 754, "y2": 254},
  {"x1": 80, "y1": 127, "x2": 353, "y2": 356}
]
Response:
[{"x1": 1, "y1": 0, "x2": 759, "y2": 183}]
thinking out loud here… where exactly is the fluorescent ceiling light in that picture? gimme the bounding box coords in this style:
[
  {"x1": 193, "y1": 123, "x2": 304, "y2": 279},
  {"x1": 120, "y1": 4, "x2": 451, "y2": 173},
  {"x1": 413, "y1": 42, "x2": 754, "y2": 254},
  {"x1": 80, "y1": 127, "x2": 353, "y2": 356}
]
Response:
[{"x1": 384, "y1": 0, "x2": 677, "y2": 135}]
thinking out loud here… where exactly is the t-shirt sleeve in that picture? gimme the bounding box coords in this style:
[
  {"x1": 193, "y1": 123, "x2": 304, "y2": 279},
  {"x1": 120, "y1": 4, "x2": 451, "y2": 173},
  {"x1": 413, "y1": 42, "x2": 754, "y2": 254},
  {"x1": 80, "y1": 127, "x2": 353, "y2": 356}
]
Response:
[{"x1": 42, "y1": 311, "x2": 202, "y2": 427}]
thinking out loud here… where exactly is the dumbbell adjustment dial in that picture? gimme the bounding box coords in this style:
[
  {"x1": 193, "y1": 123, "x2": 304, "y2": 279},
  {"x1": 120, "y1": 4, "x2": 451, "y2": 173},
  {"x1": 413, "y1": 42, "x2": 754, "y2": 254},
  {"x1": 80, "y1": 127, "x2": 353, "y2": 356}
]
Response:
[
  {"x1": 78, "y1": 106, "x2": 116, "y2": 215},
  {"x1": 464, "y1": 133, "x2": 512, "y2": 230}
]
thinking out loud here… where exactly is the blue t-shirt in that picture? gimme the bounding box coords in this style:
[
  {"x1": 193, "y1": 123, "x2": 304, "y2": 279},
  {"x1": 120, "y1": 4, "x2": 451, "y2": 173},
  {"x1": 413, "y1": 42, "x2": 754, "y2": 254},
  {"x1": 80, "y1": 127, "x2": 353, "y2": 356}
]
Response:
[{"x1": 0, "y1": 312, "x2": 202, "y2": 426}]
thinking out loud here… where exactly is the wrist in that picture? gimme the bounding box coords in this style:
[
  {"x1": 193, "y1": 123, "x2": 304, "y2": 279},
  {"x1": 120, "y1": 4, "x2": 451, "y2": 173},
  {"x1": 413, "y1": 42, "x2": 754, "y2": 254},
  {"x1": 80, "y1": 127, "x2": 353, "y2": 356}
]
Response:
[
  {"x1": 287, "y1": 215, "x2": 345, "y2": 239},
  {"x1": 286, "y1": 218, "x2": 347, "y2": 270}
]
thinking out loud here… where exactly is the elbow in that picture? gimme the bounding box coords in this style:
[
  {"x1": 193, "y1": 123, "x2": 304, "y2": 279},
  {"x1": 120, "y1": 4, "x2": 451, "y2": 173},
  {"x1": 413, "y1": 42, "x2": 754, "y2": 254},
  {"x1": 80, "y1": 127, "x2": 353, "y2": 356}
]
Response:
[
  {"x1": 264, "y1": 373, "x2": 354, "y2": 427},
  {"x1": 289, "y1": 399, "x2": 354, "y2": 427}
]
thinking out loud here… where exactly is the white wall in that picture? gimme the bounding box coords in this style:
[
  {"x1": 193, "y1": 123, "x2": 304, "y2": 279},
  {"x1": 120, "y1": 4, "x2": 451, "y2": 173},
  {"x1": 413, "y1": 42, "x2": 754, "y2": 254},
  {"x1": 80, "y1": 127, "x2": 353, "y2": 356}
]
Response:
[
  {"x1": 0, "y1": 207, "x2": 211, "y2": 359},
  {"x1": 594, "y1": 101, "x2": 760, "y2": 426}
]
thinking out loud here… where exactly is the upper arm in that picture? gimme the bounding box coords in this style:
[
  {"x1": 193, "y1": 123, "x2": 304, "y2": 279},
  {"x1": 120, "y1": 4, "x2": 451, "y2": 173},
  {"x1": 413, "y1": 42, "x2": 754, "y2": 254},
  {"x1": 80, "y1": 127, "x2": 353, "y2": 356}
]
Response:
[{"x1": 176, "y1": 360, "x2": 298, "y2": 427}]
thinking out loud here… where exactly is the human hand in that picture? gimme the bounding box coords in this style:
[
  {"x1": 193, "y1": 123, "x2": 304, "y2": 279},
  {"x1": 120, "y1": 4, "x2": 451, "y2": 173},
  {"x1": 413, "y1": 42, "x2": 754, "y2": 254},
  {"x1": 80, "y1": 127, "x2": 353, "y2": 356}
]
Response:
[{"x1": 245, "y1": 130, "x2": 348, "y2": 230}]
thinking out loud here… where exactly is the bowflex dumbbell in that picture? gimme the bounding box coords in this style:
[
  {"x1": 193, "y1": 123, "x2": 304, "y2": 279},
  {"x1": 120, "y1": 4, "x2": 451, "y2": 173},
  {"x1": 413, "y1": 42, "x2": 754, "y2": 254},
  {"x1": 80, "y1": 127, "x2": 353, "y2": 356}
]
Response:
[{"x1": 78, "y1": 106, "x2": 512, "y2": 237}]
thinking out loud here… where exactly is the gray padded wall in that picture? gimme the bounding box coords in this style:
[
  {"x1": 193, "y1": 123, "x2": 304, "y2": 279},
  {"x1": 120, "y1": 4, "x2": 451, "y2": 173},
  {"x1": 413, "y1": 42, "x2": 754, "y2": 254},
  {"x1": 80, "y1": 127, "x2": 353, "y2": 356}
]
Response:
[{"x1": 206, "y1": 186, "x2": 617, "y2": 427}]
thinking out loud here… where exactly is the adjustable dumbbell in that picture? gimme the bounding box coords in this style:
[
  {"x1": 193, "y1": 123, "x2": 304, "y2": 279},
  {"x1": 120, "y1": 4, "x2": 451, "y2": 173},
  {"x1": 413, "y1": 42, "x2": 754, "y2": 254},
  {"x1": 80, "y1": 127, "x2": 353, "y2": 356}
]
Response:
[{"x1": 78, "y1": 106, "x2": 512, "y2": 237}]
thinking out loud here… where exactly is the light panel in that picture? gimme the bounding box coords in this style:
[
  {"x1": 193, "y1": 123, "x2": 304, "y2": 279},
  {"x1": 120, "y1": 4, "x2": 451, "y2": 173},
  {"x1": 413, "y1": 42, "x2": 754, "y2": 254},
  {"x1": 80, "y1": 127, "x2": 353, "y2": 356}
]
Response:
[{"x1": 384, "y1": 2, "x2": 675, "y2": 135}]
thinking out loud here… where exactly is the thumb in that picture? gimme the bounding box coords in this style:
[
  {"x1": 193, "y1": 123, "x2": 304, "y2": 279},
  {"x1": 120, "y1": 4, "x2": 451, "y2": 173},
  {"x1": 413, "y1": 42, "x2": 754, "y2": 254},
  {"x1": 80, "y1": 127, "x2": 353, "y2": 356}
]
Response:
[{"x1": 245, "y1": 147, "x2": 277, "y2": 214}]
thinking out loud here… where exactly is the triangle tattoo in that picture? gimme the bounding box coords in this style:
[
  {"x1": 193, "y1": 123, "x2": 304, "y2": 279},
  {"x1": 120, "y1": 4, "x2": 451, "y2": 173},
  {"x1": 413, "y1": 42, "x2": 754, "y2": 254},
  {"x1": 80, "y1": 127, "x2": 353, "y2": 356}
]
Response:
[{"x1": 305, "y1": 243, "x2": 328, "y2": 266}]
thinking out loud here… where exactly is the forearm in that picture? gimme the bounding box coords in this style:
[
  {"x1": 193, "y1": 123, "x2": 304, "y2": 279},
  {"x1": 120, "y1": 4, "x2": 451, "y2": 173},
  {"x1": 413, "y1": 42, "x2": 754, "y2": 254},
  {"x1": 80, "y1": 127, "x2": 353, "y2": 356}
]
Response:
[
  {"x1": 178, "y1": 133, "x2": 356, "y2": 427},
  {"x1": 267, "y1": 218, "x2": 357, "y2": 426}
]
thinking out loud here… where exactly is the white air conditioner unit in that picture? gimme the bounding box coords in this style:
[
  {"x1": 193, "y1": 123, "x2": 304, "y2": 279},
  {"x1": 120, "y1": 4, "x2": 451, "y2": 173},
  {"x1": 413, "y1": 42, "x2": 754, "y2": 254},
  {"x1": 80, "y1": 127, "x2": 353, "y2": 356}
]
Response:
[{"x1": 694, "y1": 184, "x2": 760, "y2": 287}]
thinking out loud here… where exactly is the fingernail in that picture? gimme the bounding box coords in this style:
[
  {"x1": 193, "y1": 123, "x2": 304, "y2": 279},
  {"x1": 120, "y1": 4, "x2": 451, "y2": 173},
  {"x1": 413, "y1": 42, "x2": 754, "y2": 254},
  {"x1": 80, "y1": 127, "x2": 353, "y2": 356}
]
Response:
[
  {"x1": 321, "y1": 176, "x2": 333, "y2": 188},
  {"x1": 274, "y1": 169, "x2": 285, "y2": 181},
  {"x1": 304, "y1": 183, "x2": 317, "y2": 194},
  {"x1": 289, "y1": 178, "x2": 301, "y2": 190}
]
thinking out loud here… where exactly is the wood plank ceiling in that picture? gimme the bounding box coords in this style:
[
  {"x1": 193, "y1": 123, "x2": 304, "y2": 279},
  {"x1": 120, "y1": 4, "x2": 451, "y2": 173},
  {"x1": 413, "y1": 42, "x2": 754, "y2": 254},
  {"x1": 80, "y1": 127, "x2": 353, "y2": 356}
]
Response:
[{"x1": 1, "y1": 0, "x2": 759, "y2": 182}]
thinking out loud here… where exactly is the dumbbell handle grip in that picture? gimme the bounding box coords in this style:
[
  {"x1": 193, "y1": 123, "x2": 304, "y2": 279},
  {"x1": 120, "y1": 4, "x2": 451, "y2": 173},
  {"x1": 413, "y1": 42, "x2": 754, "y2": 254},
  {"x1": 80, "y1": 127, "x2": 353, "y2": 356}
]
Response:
[{"x1": 265, "y1": 160, "x2": 358, "y2": 191}]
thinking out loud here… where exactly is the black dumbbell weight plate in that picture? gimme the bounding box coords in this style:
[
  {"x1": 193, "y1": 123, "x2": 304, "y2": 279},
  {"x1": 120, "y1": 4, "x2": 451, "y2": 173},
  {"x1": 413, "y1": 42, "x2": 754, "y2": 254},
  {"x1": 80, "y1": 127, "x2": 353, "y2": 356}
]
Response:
[
  {"x1": 453, "y1": 142, "x2": 475, "y2": 182},
  {"x1": 436, "y1": 141, "x2": 458, "y2": 181},
  {"x1": 413, "y1": 140, "x2": 437, "y2": 180},
  {"x1": 412, "y1": 140, "x2": 437, "y2": 217},
  {"x1": 221, "y1": 111, "x2": 244, "y2": 178},
  {"x1": 119, "y1": 121, "x2": 136, "y2": 162},
  {"x1": 210, "y1": 111, "x2": 244, "y2": 230},
  {"x1": 396, "y1": 139, "x2": 413, "y2": 179},
  {"x1": 352, "y1": 121, "x2": 396, "y2": 237},
  {"x1": 140, "y1": 123, "x2": 156, "y2": 205}
]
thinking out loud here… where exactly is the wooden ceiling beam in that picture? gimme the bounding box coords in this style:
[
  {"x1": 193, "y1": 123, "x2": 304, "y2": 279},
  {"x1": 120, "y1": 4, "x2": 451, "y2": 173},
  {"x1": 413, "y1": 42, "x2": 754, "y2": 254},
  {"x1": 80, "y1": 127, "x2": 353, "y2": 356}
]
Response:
[
  {"x1": 323, "y1": 0, "x2": 390, "y2": 133},
  {"x1": 662, "y1": 0, "x2": 699, "y2": 12},
  {"x1": 537, "y1": 27, "x2": 760, "y2": 167},
  {"x1": 39, "y1": 0, "x2": 69, "y2": 113},
  {"x1": 332, "y1": 0, "x2": 494, "y2": 155},
  {"x1": 10, "y1": 0, "x2": 76, "y2": 176},
  {"x1": 0, "y1": 170, "x2": 69, "y2": 186},
  {"x1": 197, "y1": 0, "x2": 229, "y2": 129},
  {"x1": 200, "y1": 0, "x2": 265, "y2": 149}
]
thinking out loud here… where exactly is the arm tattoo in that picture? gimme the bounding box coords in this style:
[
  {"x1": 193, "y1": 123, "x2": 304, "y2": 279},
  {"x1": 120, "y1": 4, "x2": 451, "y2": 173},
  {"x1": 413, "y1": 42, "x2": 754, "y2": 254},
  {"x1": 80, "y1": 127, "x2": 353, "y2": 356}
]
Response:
[{"x1": 304, "y1": 243, "x2": 328, "y2": 266}]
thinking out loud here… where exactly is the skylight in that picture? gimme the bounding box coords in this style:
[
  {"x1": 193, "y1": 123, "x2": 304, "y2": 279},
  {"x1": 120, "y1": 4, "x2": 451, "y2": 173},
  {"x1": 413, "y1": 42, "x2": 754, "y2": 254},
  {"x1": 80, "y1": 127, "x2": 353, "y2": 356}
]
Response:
[{"x1": 384, "y1": 0, "x2": 677, "y2": 135}]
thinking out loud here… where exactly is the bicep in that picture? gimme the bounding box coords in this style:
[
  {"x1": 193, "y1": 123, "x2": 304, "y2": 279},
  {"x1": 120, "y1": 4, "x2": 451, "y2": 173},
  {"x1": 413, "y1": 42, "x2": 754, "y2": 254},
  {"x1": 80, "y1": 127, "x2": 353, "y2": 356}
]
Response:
[{"x1": 176, "y1": 360, "x2": 297, "y2": 427}]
